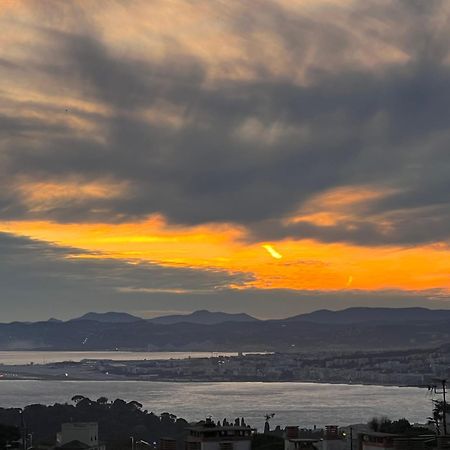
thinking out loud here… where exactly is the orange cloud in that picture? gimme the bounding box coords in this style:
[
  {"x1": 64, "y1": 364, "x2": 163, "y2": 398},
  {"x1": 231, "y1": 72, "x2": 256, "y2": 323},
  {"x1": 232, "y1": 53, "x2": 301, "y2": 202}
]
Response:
[
  {"x1": 285, "y1": 185, "x2": 397, "y2": 230},
  {"x1": 18, "y1": 179, "x2": 129, "y2": 207},
  {"x1": 1, "y1": 216, "x2": 450, "y2": 294}
]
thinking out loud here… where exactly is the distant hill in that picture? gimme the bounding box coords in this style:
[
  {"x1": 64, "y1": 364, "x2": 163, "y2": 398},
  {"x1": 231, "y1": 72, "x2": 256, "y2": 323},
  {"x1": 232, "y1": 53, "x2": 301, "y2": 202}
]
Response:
[
  {"x1": 47, "y1": 318, "x2": 62, "y2": 323},
  {"x1": 2, "y1": 307, "x2": 450, "y2": 352},
  {"x1": 285, "y1": 307, "x2": 450, "y2": 324},
  {"x1": 1, "y1": 313, "x2": 450, "y2": 352},
  {"x1": 147, "y1": 309, "x2": 259, "y2": 325},
  {"x1": 71, "y1": 311, "x2": 144, "y2": 323}
]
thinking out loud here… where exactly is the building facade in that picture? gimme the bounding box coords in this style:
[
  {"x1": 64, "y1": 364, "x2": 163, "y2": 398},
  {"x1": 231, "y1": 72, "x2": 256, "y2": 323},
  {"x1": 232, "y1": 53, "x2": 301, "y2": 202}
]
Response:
[
  {"x1": 185, "y1": 419, "x2": 255, "y2": 450},
  {"x1": 56, "y1": 423, "x2": 105, "y2": 450}
]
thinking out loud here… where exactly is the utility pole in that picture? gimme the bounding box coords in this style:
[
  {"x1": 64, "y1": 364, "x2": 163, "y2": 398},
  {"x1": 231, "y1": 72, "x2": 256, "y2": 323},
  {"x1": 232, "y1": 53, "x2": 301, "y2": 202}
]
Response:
[
  {"x1": 443, "y1": 379, "x2": 448, "y2": 436},
  {"x1": 19, "y1": 409, "x2": 26, "y2": 450}
]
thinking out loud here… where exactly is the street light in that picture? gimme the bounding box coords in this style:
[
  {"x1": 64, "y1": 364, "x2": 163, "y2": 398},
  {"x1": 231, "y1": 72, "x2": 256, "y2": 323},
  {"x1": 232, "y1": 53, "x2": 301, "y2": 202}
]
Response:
[{"x1": 342, "y1": 427, "x2": 353, "y2": 450}]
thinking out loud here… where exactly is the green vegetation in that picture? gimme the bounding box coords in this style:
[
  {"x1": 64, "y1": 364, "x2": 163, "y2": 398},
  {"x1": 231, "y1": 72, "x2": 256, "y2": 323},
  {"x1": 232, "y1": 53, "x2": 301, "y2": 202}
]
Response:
[
  {"x1": 0, "y1": 424, "x2": 20, "y2": 450},
  {"x1": 0, "y1": 397, "x2": 188, "y2": 448},
  {"x1": 428, "y1": 400, "x2": 450, "y2": 435},
  {"x1": 368, "y1": 417, "x2": 431, "y2": 435}
]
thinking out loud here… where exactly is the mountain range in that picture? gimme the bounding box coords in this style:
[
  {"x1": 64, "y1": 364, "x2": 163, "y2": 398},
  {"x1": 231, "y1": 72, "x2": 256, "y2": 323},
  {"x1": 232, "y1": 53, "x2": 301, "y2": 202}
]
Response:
[
  {"x1": 1, "y1": 307, "x2": 450, "y2": 352},
  {"x1": 284, "y1": 307, "x2": 450, "y2": 324},
  {"x1": 72, "y1": 312, "x2": 144, "y2": 324},
  {"x1": 67, "y1": 307, "x2": 450, "y2": 325},
  {"x1": 70, "y1": 310, "x2": 258, "y2": 325},
  {"x1": 146, "y1": 309, "x2": 258, "y2": 325}
]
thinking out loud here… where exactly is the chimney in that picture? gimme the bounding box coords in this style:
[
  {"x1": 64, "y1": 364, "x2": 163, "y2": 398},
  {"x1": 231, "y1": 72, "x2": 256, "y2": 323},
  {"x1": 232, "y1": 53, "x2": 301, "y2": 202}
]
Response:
[{"x1": 285, "y1": 426, "x2": 299, "y2": 440}]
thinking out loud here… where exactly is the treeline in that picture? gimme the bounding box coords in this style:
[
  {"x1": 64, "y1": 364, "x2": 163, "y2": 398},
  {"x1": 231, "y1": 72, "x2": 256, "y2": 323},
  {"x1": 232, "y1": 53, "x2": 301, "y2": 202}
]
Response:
[{"x1": 0, "y1": 396, "x2": 188, "y2": 449}]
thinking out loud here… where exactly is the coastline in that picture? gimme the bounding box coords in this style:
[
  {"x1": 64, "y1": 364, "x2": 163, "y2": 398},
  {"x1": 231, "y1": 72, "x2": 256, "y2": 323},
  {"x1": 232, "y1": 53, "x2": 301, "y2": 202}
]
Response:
[
  {"x1": 0, "y1": 369, "x2": 423, "y2": 389},
  {"x1": 0, "y1": 350, "x2": 435, "y2": 389}
]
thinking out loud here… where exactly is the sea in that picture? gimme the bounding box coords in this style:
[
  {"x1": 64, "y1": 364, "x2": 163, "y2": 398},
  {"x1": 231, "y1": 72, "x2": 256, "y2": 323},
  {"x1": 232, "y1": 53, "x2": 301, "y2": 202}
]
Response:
[{"x1": 0, "y1": 352, "x2": 437, "y2": 430}]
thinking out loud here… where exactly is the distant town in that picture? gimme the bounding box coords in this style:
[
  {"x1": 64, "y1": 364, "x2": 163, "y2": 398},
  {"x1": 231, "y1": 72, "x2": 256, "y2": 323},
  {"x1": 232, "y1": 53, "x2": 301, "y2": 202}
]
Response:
[{"x1": 2, "y1": 344, "x2": 449, "y2": 387}]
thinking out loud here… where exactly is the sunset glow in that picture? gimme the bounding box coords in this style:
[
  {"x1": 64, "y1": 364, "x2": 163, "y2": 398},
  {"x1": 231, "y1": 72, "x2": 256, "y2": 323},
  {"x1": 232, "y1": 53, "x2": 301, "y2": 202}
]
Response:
[{"x1": 1, "y1": 0, "x2": 450, "y2": 320}]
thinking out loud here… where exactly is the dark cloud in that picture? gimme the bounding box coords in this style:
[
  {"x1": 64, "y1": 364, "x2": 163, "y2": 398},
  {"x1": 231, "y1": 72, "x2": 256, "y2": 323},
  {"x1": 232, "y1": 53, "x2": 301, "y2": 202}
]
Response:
[
  {"x1": 0, "y1": 0, "x2": 450, "y2": 246},
  {"x1": 249, "y1": 203, "x2": 450, "y2": 246},
  {"x1": 0, "y1": 232, "x2": 252, "y2": 321}
]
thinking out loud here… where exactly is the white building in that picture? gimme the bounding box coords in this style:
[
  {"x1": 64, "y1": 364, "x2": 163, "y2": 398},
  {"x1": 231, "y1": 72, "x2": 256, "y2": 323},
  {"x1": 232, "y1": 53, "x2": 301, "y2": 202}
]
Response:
[
  {"x1": 56, "y1": 423, "x2": 105, "y2": 450},
  {"x1": 185, "y1": 419, "x2": 255, "y2": 450},
  {"x1": 284, "y1": 426, "x2": 346, "y2": 450},
  {"x1": 321, "y1": 426, "x2": 346, "y2": 450}
]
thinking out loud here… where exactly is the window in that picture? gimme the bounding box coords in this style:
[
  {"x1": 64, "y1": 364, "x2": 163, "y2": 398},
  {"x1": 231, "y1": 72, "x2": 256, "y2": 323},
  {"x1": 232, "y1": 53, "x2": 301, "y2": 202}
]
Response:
[
  {"x1": 185, "y1": 442, "x2": 200, "y2": 450},
  {"x1": 219, "y1": 443, "x2": 233, "y2": 450}
]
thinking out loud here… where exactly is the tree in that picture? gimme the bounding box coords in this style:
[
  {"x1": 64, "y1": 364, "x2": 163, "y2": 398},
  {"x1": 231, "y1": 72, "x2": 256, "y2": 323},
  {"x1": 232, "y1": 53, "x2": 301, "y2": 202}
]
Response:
[
  {"x1": 128, "y1": 401, "x2": 143, "y2": 411},
  {"x1": 76, "y1": 398, "x2": 93, "y2": 409},
  {"x1": 368, "y1": 417, "x2": 381, "y2": 432},
  {"x1": 368, "y1": 417, "x2": 409, "y2": 434},
  {"x1": 160, "y1": 413, "x2": 176, "y2": 424},
  {"x1": 429, "y1": 400, "x2": 450, "y2": 435},
  {"x1": 112, "y1": 399, "x2": 127, "y2": 408},
  {"x1": 71, "y1": 395, "x2": 85, "y2": 404},
  {"x1": 370, "y1": 417, "x2": 431, "y2": 436},
  {"x1": 0, "y1": 424, "x2": 20, "y2": 450},
  {"x1": 0, "y1": 397, "x2": 191, "y2": 448}
]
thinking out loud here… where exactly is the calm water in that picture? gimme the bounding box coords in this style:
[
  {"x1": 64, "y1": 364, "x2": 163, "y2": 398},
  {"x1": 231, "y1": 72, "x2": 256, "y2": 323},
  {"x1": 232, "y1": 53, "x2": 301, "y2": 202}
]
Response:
[
  {"x1": 0, "y1": 351, "x2": 238, "y2": 365},
  {"x1": 0, "y1": 380, "x2": 436, "y2": 430}
]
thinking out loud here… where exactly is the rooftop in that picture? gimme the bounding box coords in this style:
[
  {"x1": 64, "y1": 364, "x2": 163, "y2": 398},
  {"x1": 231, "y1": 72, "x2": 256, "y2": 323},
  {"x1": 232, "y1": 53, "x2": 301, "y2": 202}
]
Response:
[
  {"x1": 58, "y1": 440, "x2": 91, "y2": 450},
  {"x1": 187, "y1": 425, "x2": 254, "y2": 432}
]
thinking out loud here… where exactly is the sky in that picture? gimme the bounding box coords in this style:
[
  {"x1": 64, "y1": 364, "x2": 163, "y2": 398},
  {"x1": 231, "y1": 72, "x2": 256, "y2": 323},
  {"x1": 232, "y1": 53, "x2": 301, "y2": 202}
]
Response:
[{"x1": 1, "y1": 0, "x2": 450, "y2": 321}]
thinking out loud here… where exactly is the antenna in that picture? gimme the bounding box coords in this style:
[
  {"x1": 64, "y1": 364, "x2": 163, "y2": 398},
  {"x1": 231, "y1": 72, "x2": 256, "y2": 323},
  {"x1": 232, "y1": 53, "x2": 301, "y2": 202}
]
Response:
[{"x1": 263, "y1": 413, "x2": 275, "y2": 434}]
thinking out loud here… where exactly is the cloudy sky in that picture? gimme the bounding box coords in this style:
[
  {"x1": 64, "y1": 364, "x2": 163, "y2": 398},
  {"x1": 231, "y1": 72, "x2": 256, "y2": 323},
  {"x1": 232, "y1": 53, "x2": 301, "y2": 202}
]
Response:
[{"x1": 1, "y1": 0, "x2": 450, "y2": 321}]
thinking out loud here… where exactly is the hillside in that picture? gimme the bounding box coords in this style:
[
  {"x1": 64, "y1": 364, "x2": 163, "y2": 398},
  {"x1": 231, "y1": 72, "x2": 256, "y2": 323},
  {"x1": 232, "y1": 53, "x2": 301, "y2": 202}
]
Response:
[
  {"x1": 71, "y1": 312, "x2": 144, "y2": 323},
  {"x1": 286, "y1": 307, "x2": 450, "y2": 324},
  {"x1": 1, "y1": 310, "x2": 450, "y2": 352},
  {"x1": 147, "y1": 309, "x2": 258, "y2": 325}
]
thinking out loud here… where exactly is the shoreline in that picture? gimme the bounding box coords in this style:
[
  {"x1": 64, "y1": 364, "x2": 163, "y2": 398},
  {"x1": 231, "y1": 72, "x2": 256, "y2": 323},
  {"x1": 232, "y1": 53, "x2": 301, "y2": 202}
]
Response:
[
  {"x1": 0, "y1": 350, "x2": 435, "y2": 390},
  {"x1": 0, "y1": 372, "x2": 423, "y2": 389}
]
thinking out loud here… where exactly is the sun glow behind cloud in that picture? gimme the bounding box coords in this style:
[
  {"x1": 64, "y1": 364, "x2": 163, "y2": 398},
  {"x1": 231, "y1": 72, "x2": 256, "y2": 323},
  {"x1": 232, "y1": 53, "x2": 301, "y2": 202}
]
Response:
[
  {"x1": 0, "y1": 174, "x2": 449, "y2": 295},
  {"x1": 1, "y1": 0, "x2": 450, "y2": 319},
  {"x1": 1, "y1": 214, "x2": 450, "y2": 294}
]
